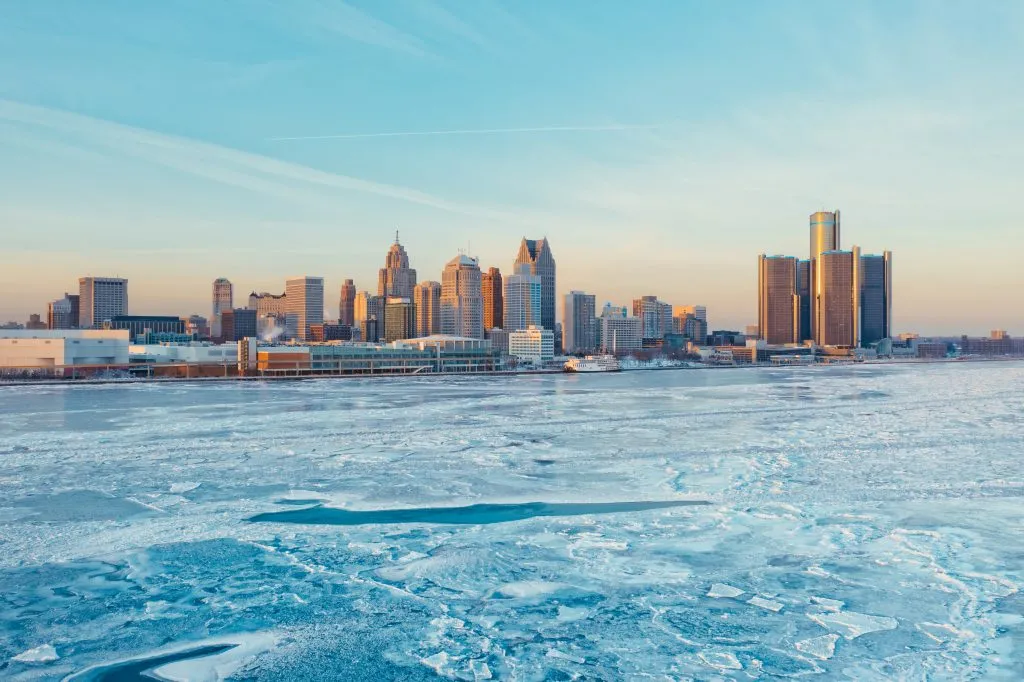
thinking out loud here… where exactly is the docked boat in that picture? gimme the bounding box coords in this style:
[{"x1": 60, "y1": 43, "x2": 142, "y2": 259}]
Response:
[{"x1": 564, "y1": 355, "x2": 621, "y2": 373}]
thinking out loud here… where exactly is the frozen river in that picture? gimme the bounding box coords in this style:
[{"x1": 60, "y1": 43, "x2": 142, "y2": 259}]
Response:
[{"x1": 1, "y1": 363, "x2": 1022, "y2": 680}]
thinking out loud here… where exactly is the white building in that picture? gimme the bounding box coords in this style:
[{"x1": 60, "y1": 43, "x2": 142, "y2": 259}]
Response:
[
  {"x1": 78, "y1": 277, "x2": 127, "y2": 328},
  {"x1": 440, "y1": 255, "x2": 483, "y2": 339},
  {"x1": 0, "y1": 330, "x2": 130, "y2": 371},
  {"x1": 508, "y1": 325, "x2": 554, "y2": 365},
  {"x1": 285, "y1": 276, "x2": 324, "y2": 342},
  {"x1": 129, "y1": 343, "x2": 238, "y2": 364},
  {"x1": 600, "y1": 313, "x2": 643, "y2": 355}
]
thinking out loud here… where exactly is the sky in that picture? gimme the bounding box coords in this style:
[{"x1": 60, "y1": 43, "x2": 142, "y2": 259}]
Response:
[{"x1": 1, "y1": 1, "x2": 1022, "y2": 334}]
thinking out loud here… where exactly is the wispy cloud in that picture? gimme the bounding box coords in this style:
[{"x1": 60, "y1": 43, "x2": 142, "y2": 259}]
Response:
[
  {"x1": 268, "y1": 123, "x2": 664, "y2": 141},
  {"x1": 276, "y1": 0, "x2": 433, "y2": 58},
  {"x1": 0, "y1": 99, "x2": 538, "y2": 224}
]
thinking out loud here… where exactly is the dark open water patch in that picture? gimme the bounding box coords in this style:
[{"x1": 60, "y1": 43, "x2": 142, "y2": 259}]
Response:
[
  {"x1": 67, "y1": 644, "x2": 236, "y2": 681},
  {"x1": 249, "y1": 500, "x2": 709, "y2": 526}
]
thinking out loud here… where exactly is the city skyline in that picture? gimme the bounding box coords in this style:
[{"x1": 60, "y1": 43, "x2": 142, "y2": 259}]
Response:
[{"x1": 2, "y1": 3, "x2": 1023, "y2": 334}]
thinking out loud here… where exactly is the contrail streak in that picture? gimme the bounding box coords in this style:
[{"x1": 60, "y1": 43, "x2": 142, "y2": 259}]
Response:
[{"x1": 268, "y1": 123, "x2": 660, "y2": 141}]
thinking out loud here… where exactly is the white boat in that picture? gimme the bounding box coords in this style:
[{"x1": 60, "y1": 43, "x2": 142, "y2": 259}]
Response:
[{"x1": 564, "y1": 355, "x2": 621, "y2": 373}]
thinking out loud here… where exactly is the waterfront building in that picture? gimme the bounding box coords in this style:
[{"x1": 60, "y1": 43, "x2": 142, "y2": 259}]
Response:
[
  {"x1": 599, "y1": 306, "x2": 643, "y2": 355},
  {"x1": 508, "y1": 326, "x2": 555, "y2": 365},
  {"x1": 632, "y1": 296, "x2": 673, "y2": 341},
  {"x1": 377, "y1": 234, "x2": 417, "y2": 299},
  {"x1": 860, "y1": 251, "x2": 893, "y2": 346},
  {"x1": 285, "y1": 276, "x2": 324, "y2": 342},
  {"x1": 25, "y1": 314, "x2": 47, "y2": 330},
  {"x1": 309, "y1": 324, "x2": 351, "y2": 342},
  {"x1": 384, "y1": 297, "x2": 416, "y2": 342},
  {"x1": 441, "y1": 254, "x2": 484, "y2": 339},
  {"x1": 338, "y1": 279, "x2": 356, "y2": 327},
  {"x1": 482, "y1": 267, "x2": 504, "y2": 331},
  {"x1": 47, "y1": 293, "x2": 79, "y2": 330},
  {"x1": 219, "y1": 308, "x2": 257, "y2": 342},
  {"x1": 513, "y1": 238, "x2": 556, "y2": 331},
  {"x1": 485, "y1": 327, "x2": 509, "y2": 353},
  {"x1": 211, "y1": 278, "x2": 233, "y2": 339},
  {"x1": 818, "y1": 247, "x2": 861, "y2": 347},
  {"x1": 757, "y1": 254, "x2": 800, "y2": 345},
  {"x1": 413, "y1": 281, "x2": 441, "y2": 337},
  {"x1": 78, "y1": 277, "x2": 127, "y2": 329},
  {"x1": 503, "y1": 263, "x2": 541, "y2": 332},
  {"x1": 809, "y1": 210, "x2": 841, "y2": 345},
  {"x1": 563, "y1": 291, "x2": 597, "y2": 354},
  {"x1": 0, "y1": 329, "x2": 130, "y2": 373}
]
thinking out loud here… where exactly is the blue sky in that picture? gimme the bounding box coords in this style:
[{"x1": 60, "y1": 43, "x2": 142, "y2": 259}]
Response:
[{"x1": 1, "y1": 1, "x2": 1022, "y2": 333}]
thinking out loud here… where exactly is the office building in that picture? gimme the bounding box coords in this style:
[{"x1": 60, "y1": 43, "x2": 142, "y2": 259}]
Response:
[
  {"x1": 309, "y1": 324, "x2": 351, "y2": 342},
  {"x1": 860, "y1": 251, "x2": 893, "y2": 346},
  {"x1": 25, "y1": 314, "x2": 46, "y2": 330},
  {"x1": 563, "y1": 291, "x2": 597, "y2": 354},
  {"x1": 632, "y1": 296, "x2": 673, "y2": 341},
  {"x1": 47, "y1": 293, "x2": 79, "y2": 330},
  {"x1": 378, "y1": 234, "x2": 417, "y2": 299},
  {"x1": 796, "y1": 260, "x2": 812, "y2": 342},
  {"x1": 338, "y1": 279, "x2": 356, "y2": 327},
  {"x1": 441, "y1": 254, "x2": 484, "y2": 339},
  {"x1": 285, "y1": 276, "x2": 324, "y2": 342},
  {"x1": 183, "y1": 314, "x2": 210, "y2": 340},
  {"x1": 248, "y1": 291, "x2": 287, "y2": 318},
  {"x1": 513, "y1": 237, "x2": 556, "y2": 331},
  {"x1": 818, "y1": 247, "x2": 861, "y2": 347},
  {"x1": 108, "y1": 315, "x2": 186, "y2": 340},
  {"x1": 211, "y1": 278, "x2": 233, "y2": 339},
  {"x1": 413, "y1": 281, "x2": 441, "y2": 337},
  {"x1": 354, "y1": 292, "x2": 384, "y2": 342},
  {"x1": 482, "y1": 267, "x2": 503, "y2": 331},
  {"x1": 503, "y1": 263, "x2": 541, "y2": 332},
  {"x1": 219, "y1": 308, "x2": 258, "y2": 342},
  {"x1": 508, "y1": 326, "x2": 555, "y2": 365},
  {"x1": 384, "y1": 297, "x2": 416, "y2": 342},
  {"x1": 676, "y1": 305, "x2": 707, "y2": 324},
  {"x1": 757, "y1": 255, "x2": 800, "y2": 345},
  {"x1": 78, "y1": 277, "x2": 127, "y2": 328},
  {"x1": 600, "y1": 307, "x2": 643, "y2": 355},
  {"x1": 809, "y1": 211, "x2": 841, "y2": 344}
]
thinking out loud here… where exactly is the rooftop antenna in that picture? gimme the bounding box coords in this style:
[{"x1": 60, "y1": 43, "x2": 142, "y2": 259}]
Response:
[{"x1": 394, "y1": 228, "x2": 400, "y2": 244}]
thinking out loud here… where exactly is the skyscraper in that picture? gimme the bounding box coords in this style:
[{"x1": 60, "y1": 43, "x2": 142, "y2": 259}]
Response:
[
  {"x1": 632, "y1": 296, "x2": 673, "y2": 341},
  {"x1": 78, "y1": 277, "x2": 127, "y2": 328},
  {"x1": 413, "y1": 281, "x2": 441, "y2": 337},
  {"x1": 384, "y1": 298, "x2": 416, "y2": 342},
  {"x1": 796, "y1": 260, "x2": 812, "y2": 342},
  {"x1": 757, "y1": 255, "x2": 799, "y2": 345},
  {"x1": 513, "y1": 238, "x2": 556, "y2": 331},
  {"x1": 860, "y1": 251, "x2": 893, "y2": 346},
  {"x1": 338, "y1": 279, "x2": 356, "y2": 327},
  {"x1": 211, "y1": 278, "x2": 233, "y2": 339},
  {"x1": 285, "y1": 276, "x2": 324, "y2": 341},
  {"x1": 377, "y1": 233, "x2": 417, "y2": 299},
  {"x1": 47, "y1": 293, "x2": 79, "y2": 330},
  {"x1": 354, "y1": 291, "x2": 384, "y2": 342},
  {"x1": 818, "y1": 247, "x2": 861, "y2": 347},
  {"x1": 482, "y1": 267, "x2": 503, "y2": 331},
  {"x1": 503, "y1": 263, "x2": 541, "y2": 332},
  {"x1": 441, "y1": 254, "x2": 483, "y2": 339},
  {"x1": 809, "y1": 211, "x2": 841, "y2": 345},
  {"x1": 563, "y1": 291, "x2": 597, "y2": 354}
]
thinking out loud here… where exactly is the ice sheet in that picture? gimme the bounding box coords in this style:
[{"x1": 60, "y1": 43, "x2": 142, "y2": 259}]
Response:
[{"x1": 1, "y1": 363, "x2": 1022, "y2": 679}]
